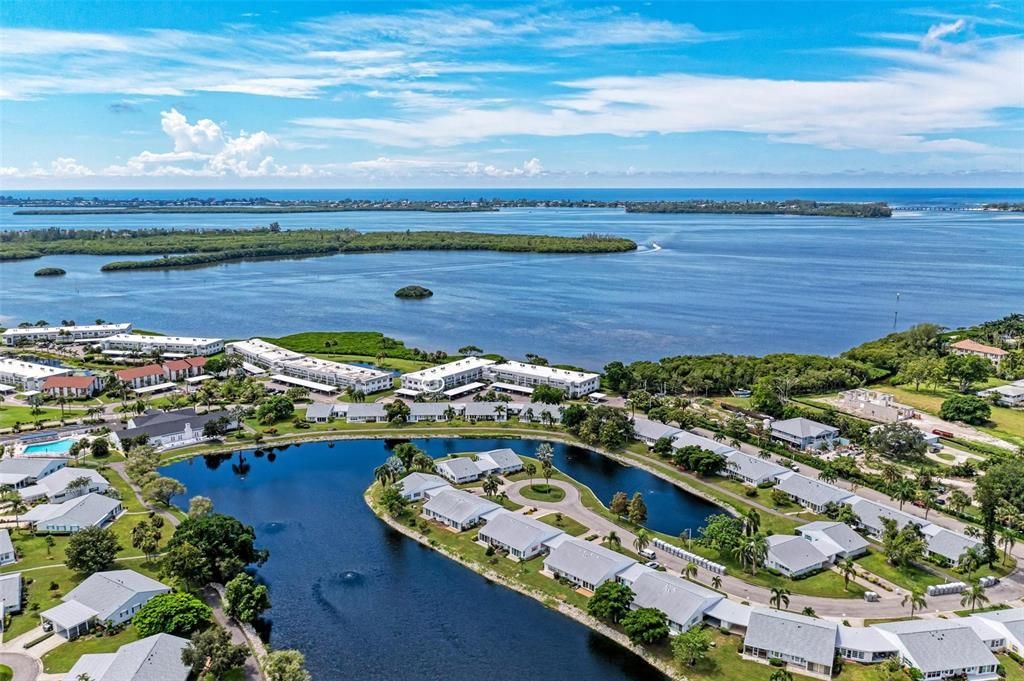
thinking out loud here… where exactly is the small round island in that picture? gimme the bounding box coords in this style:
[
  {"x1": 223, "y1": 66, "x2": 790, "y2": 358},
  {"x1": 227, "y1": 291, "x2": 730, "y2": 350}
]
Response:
[
  {"x1": 394, "y1": 285, "x2": 433, "y2": 299},
  {"x1": 34, "y1": 267, "x2": 67, "y2": 277}
]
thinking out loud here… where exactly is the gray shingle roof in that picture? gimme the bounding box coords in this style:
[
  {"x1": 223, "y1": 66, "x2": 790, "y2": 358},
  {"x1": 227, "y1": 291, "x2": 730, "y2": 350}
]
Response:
[
  {"x1": 873, "y1": 619, "x2": 998, "y2": 673},
  {"x1": 66, "y1": 633, "x2": 190, "y2": 681},
  {"x1": 744, "y1": 608, "x2": 838, "y2": 666},
  {"x1": 478, "y1": 511, "x2": 563, "y2": 553},
  {"x1": 119, "y1": 409, "x2": 230, "y2": 440},
  {"x1": 797, "y1": 521, "x2": 869, "y2": 557},
  {"x1": 975, "y1": 608, "x2": 1024, "y2": 647},
  {"x1": 476, "y1": 448, "x2": 522, "y2": 470},
  {"x1": 775, "y1": 473, "x2": 853, "y2": 508},
  {"x1": 0, "y1": 457, "x2": 64, "y2": 479},
  {"x1": 670, "y1": 431, "x2": 736, "y2": 456},
  {"x1": 304, "y1": 403, "x2": 334, "y2": 419},
  {"x1": 396, "y1": 472, "x2": 448, "y2": 497},
  {"x1": 462, "y1": 401, "x2": 508, "y2": 417},
  {"x1": 63, "y1": 570, "x2": 170, "y2": 621},
  {"x1": 0, "y1": 572, "x2": 21, "y2": 611},
  {"x1": 422, "y1": 488, "x2": 500, "y2": 525},
  {"x1": 850, "y1": 497, "x2": 922, "y2": 533},
  {"x1": 410, "y1": 402, "x2": 450, "y2": 416},
  {"x1": 632, "y1": 418, "x2": 682, "y2": 442},
  {"x1": 922, "y1": 525, "x2": 981, "y2": 562},
  {"x1": 24, "y1": 493, "x2": 121, "y2": 529},
  {"x1": 437, "y1": 457, "x2": 482, "y2": 480},
  {"x1": 766, "y1": 535, "x2": 829, "y2": 574},
  {"x1": 771, "y1": 417, "x2": 839, "y2": 439},
  {"x1": 0, "y1": 529, "x2": 13, "y2": 557},
  {"x1": 629, "y1": 572, "x2": 721, "y2": 627},
  {"x1": 347, "y1": 402, "x2": 387, "y2": 418},
  {"x1": 544, "y1": 538, "x2": 635, "y2": 586},
  {"x1": 725, "y1": 451, "x2": 788, "y2": 481}
]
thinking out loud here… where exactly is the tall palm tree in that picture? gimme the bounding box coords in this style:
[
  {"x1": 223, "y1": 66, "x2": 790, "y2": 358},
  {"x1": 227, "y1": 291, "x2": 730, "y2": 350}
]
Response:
[
  {"x1": 999, "y1": 527, "x2": 1017, "y2": 565},
  {"x1": 892, "y1": 479, "x2": 917, "y2": 511},
  {"x1": 964, "y1": 526, "x2": 981, "y2": 539},
  {"x1": 711, "y1": 575, "x2": 722, "y2": 590},
  {"x1": 840, "y1": 557, "x2": 857, "y2": 591},
  {"x1": 960, "y1": 583, "x2": 989, "y2": 613},
  {"x1": 482, "y1": 474, "x2": 500, "y2": 497},
  {"x1": 902, "y1": 589, "x2": 927, "y2": 617},
  {"x1": 633, "y1": 528, "x2": 651, "y2": 554},
  {"x1": 373, "y1": 464, "x2": 394, "y2": 485},
  {"x1": 684, "y1": 561, "x2": 698, "y2": 581},
  {"x1": 957, "y1": 547, "x2": 983, "y2": 580},
  {"x1": 818, "y1": 466, "x2": 838, "y2": 485},
  {"x1": 523, "y1": 462, "x2": 537, "y2": 488},
  {"x1": 536, "y1": 442, "x2": 554, "y2": 464},
  {"x1": 917, "y1": 489, "x2": 937, "y2": 519},
  {"x1": 494, "y1": 403, "x2": 507, "y2": 420},
  {"x1": 744, "y1": 508, "x2": 761, "y2": 537},
  {"x1": 769, "y1": 587, "x2": 790, "y2": 610},
  {"x1": 606, "y1": 530, "x2": 621, "y2": 549},
  {"x1": 747, "y1": 534, "x2": 768, "y2": 576},
  {"x1": 881, "y1": 464, "x2": 901, "y2": 488}
]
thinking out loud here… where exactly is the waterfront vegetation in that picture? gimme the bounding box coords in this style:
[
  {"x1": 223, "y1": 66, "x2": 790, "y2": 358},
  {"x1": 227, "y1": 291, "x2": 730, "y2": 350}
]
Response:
[
  {"x1": 33, "y1": 266, "x2": 65, "y2": 276},
  {"x1": 0, "y1": 226, "x2": 637, "y2": 268},
  {"x1": 394, "y1": 285, "x2": 433, "y2": 299},
  {"x1": 625, "y1": 199, "x2": 892, "y2": 218}
]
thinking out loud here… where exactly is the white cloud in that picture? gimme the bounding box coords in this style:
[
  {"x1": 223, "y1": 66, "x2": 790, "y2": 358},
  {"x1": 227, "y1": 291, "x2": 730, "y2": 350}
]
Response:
[
  {"x1": 51, "y1": 157, "x2": 94, "y2": 177},
  {"x1": 160, "y1": 109, "x2": 223, "y2": 153},
  {"x1": 348, "y1": 156, "x2": 545, "y2": 178}
]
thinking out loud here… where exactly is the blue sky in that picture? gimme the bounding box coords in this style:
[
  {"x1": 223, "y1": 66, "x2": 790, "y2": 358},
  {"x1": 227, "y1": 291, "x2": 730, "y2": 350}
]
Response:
[{"x1": 1, "y1": 0, "x2": 1021, "y2": 188}]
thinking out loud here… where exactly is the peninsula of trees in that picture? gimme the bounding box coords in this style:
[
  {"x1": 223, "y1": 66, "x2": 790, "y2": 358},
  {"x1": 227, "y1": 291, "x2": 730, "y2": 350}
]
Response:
[
  {"x1": 0, "y1": 226, "x2": 637, "y2": 270},
  {"x1": 2, "y1": 195, "x2": 891, "y2": 217}
]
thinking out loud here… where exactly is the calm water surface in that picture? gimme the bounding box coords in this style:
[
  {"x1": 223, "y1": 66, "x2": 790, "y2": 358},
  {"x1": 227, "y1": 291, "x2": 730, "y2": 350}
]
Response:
[
  {"x1": 2, "y1": 204, "x2": 1021, "y2": 366},
  {"x1": 164, "y1": 437, "x2": 722, "y2": 680}
]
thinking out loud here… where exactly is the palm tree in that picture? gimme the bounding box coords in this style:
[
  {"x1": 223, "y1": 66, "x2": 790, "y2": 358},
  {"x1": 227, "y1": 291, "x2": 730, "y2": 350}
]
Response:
[
  {"x1": 801, "y1": 606, "x2": 816, "y2": 617},
  {"x1": 744, "y1": 508, "x2": 761, "y2": 537},
  {"x1": 964, "y1": 526, "x2": 981, "y2": 539},
  {"x1": 818, "y1": 466, "x2": 838, "y2": 485},
  {"x1": 881, "y1": 464, "x2": 901, "y2": 488},
  {"x1": 999, "y1": 527, "x2": 1017, "y2": 565},
  {"x1": 606, "y1": 530, "x2": 621, "y2": 549},
  {"x1": 957, "y1": 547, "x2": 983, "y2": 580},
  {"x1": 949, "y1": 489, "x2": 971, "y2": 516},
  {"x1": 443, "y1": 405, "x2": 458, "y2": 422},
  {"x1": 961, "y1": 583, "x2": 989, "y2": 613},
  {"x1": 769, "y1": 587, "x2": 790, "y2": 610},
  {"x1": 482, "y1": 474, "x2": 500, "y2": 498},
  {"x1": 840, "y1": 557, "x2": 857, "y2": 591},
  {"x1": 711, "y1": 575, "x2": 722, "y2": 590},
  {"x1": 536, "y1": 442, "x2": 554, "y2": 464},
  {"x1": 747, "y1": 534, "x2": 768, "y2": 575},
  {"x1": 684, "y1": 561, "x2": 698, "y2": 581},
  {"x1": 373, "y1": 464, "x2": 394, "y2": 485},
  {"x1": 633, "y1": 528, "x2": 651, "y2": 554},
  {"x1": 524, "y1": 462, "x2": 537, "y2": 488},
  {"x1": 917, "y1": 489, "x2": 937, "y2": 519},
  {"x1": 494, "y1": 403, "x2": 507, "y2": 420},
  {"x1": 892, "y1": 479, "x2": 917, "y2": 511},
  {"x1": 902, "y1": 589, "x2": 927, "y2": 617}
]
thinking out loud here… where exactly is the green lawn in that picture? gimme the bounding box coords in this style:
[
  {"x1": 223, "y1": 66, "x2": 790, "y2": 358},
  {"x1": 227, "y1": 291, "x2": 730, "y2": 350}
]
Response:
[
  {"x1": 855, "y1": 550, "x2": 943, "y2": 592},
  {"x1": 668, "y1": 628, "x2": 822, "y2": 681},
  {"x1": 95, "y1": 466, "x2": 147, "y2": 513},
  {"x1": 308, "y1": 352, "x2": 431, "y2": 374},
  {"x1": 954, "y1": 603, "x2": 1010, "y2": 617},
  {"x1": 538, "y1": 511, "x2": 589, "y2": 537},
  {"x1": 0, "y1": 406, "x2": 67, "y2": 429},
  {"x1": 863, "y1": 615, "x2": 919, "y2": 626},
  {"x1": 5, "y1": 566, "x2": 80, "y2": 640},
  {"x1": 0, "y1": 531, "x2": 71, "y2": 572},
  {"x1": 41, "y1": 624, "x2": 142, "y2": 673},
  {"x1": 0, "y1": 663, "x2": 11, "y2": 681},
  {"x1": 519, "y1": 484, "x2": 566, "y2": 502},
  {"x1": 1000, "y1": 655, "x2": 1024, "y2": 681},
  {"x1": 483, "y1": 494, "x2": 523, "y2": 511}
]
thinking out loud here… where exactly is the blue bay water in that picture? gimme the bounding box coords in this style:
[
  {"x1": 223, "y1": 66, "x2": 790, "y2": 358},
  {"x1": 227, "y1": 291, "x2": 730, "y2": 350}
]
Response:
[
  {"x1": 3, "y1": 192, "x2": 1022, "y2": 366},
  {"x1": 164, "y1": 437, "x2": 719, "y2": 680}
]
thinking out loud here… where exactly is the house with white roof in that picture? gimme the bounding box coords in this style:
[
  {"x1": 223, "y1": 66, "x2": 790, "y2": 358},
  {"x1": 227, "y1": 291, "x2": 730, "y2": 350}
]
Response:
[
  {"x1": 0, "y1": 358, "x2": 72, "y2": 392},
  {"x1": 422, "y1": 488, "x2": 501, "y2": 531},
  {"x1": 744, "y1": 608, "x2": 838, "y2": 678},
  {"x1": 346, "y1": 403, "x2": 387, "y2": 423},
  {"x1": 41, "y1": 569, "x2": 170, "y2": 639},
  {"x1": 922, "y1": 525, "x2": 982, "y2": 565},
  {"x1": 101, "y1": 333, "x2": 224, "y2": 357},
  {"x1": 629, "y1": 571, "x2": 722, "y2": 633},
  {"x1": 724, "y1": 451, "x2": 789, "y2": 486},
  {"x1": 396, "y1": 473, "x2": 449, "y2": 501},
  {"x1": 771, "y1": 417, "x2": 839, "y2": 450},
  {"x1": 65, "y1": 633, "x2": 190, "y2": 681},
  {"x1": 765, "y1": 535, "x2": 831, "y2": 577},
  {"x1": 515, "y1": 402, "x2": 563, "y2": 424},
  {"x1": 849, "y1": 497, "x2": 923, "y2": 538},
  {"x1": 704, "y1": 598, "x2": 752, "y2": 633},
  {"x1": 1, "y1": 322, "x2": 132, "y2": 346},
  {"x1": 478, "y1": 511, "x2": 564, "y2": 560},
  {"x1": 19, "y1": 467, "x2": 109, "y2": 503},
  {"x1": 408, "y1": 402, "x2": 453, "y2": 423},
  {"x1": 796, "y1": 521, "x2": 869, "y2": 560},
  {"x1": 971, "y1": 609, "x2": 1024, "y2": 655},
  {"x1": 22, "y1": 493, "x2": 123, "y2": 534},
  {"x1": 0, "y1": 572, "x2": 22, "y2": 617},
  {"x1": 543, "y1": 537, "x2": 635, "y2": 591},
  {"x1": 436, "y1": 457, "x2": 485, "y2": 484},
  {"x1": 632, "y1": 418, "x2": 682, "y2": 447},
  {"x1": 836, "y1": 626, "x2": 897, "y2": 663},
  {"x1": 484, "y1": 362, "x2": 600, "y2": 398},
  {"x1": 978, "y1": 384, "x2": 1024, "y2": 407},
  {"x1": 0, "y1": 457, "x2": 67, "y2": 488},
  {"x1": 670, "y1": 431, "x2": 736, "y2": 456},
  {"x1": 775, "y1": 472, "x2": 854, "y2": 513},
  {"x1": 476, "y1": 449, "x2": 524, "y2": 475},
  {"x1": 873, "y1": 618, "x2": 1000, "y2": 681},
  {"x1": 304, "y1": 402, "x2": 340, "y2": 423},
  {"x1": 461, "y1": 401, "x2": 509, "y2": 422},
  {"x1": 0, "y1": 529, "x2": 15, "y2": 566},
  {"x1": 400, "y1": 357, "x2": 496, "y2": 393}
]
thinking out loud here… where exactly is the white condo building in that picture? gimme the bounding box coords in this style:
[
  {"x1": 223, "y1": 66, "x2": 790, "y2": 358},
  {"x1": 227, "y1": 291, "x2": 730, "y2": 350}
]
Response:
[
  {"x1": 400, "y1": 357, "x2": 495, "y2": 393},
  {"x1": 0, "y1": 358, "x2": 71, "y2": 391},
  {"x1": 1, "y1": 323, "x2": 132, "y2": 346},
  {"x1": 227, "y1": 338, "x2": 392, "y2": 393},
  {"x1": 485, "y1": 361, "x2": 600, "y2": 397},
  {"x1": 100, "y1": 334, "x2": 223, "y2": 357}
]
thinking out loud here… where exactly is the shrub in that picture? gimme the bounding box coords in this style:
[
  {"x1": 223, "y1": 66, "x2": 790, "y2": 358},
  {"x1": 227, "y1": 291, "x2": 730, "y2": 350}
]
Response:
[{"x1": 769, "y1": 658, "x2": 785, "y2": 667}]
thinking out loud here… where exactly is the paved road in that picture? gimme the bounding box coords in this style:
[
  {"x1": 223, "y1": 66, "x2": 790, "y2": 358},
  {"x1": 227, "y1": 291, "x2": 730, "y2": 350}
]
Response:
[
  {"x1": 0, "y1": 653, "x2": 40, "y2": 681},
  {"x1": 503, "y1": 479, "x2": 1024, "y2": 621}
]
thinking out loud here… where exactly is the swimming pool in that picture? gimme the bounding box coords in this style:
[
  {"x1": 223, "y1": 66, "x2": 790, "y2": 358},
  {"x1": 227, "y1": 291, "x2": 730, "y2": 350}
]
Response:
[{"x1": 23, "y1": 438, "x2": 75, "y2": 455}]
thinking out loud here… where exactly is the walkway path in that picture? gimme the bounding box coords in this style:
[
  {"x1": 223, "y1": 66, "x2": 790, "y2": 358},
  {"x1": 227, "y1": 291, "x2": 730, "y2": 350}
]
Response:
[
  {"x1": 503, "y1": 479, "x2": 1024, "y2": 620},
  {"x1": 108, "y1": 461, "x2": 181, "y2": 528},
  {"x1": 202, "y1": 585, "x2": 265, "y2": 681}
]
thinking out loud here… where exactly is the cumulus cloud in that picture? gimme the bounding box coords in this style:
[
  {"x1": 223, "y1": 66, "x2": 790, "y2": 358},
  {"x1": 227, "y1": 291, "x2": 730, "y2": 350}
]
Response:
[{"x1": 348, "y1": 156, "x2": 545, "y2": 178}]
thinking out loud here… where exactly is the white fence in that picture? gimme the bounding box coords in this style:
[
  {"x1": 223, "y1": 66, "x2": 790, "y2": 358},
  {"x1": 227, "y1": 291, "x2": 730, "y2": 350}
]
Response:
[
  {"x1": 652, "y1": 538, "x2": 726, "y2": 575},
  {"x1": 926, "y1": 581, "x2": 966, "y2": 596}
]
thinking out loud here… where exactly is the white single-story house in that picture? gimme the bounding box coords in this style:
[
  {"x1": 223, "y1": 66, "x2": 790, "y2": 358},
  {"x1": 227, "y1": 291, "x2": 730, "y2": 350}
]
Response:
[
  {"x1": 41, "y1": 570, "x2": 170, "y2": 639},
  {"x1": 704, "y1": 597, "x2": 752, "y2": 633},
  {"x1": 836, "y1": 626, "x2": 898, "y2": 664},
  {"x1": 765, "y1": 535, "x2": 831, "y2": 577},
  {"x1": 849, "y1": 497, "x2": 922, "y2": 538},
  {"x1": 19, "y1": 467, "x2": 109, "y2": 503},
  {"x1": 628, "y1": 571, "x2": 722, "y2": 633},
  {"x1": 346, "y1": 403, "x2": 388, "y2": 423},
  {"x1": 543, "y1": 537, "x2": 635, "y2": 591},
  {"x1": 922, "y1": 524, "x2": 983, "y2": 565},
  {"x1": 22, "y1": 493, "x2": 123, "y2": 534},
  {"x1": 724, "y1": 451, "x2": 789, "y2": 486},
  {"x1": 515, "y1": 402, "x2": 563, "y2": 424},
  {"x1": 436, "y1": 457, "x2": 485, "y2": 484},
  {"x1": 796, "y1": 521, "x2": 869, "y2": 560},
  {"x1": 65, "y1": 633, "x2": 190, "y2": 681},
  {"x1": 0, "y1": 457, "x2": 68, "y2": 487},
  {"x1": 971, "y1": 609, "x2": 1024, "y2": 655},
  {"x1": 478, "y1": 511, "x2": 564, "y2": 560},
  {"x1": 978, "y1": 384, "x2": 1024, "y2": 407},
  {"x1": 0, "y1": 529, "x2": 15, "y2": 566},
  {"x1": 0, "y1": 572, "x2": 22, "y2": 617},
  {"x1": 873, "y1": 619, "x2": 1000, "y2": 681},
  {"x1": 632, "y1": 418, "x2": 682, "y2": 447},
  {"x1": 743, "y1": 608, "x2": 839, "y2": 679},
  {"x1": 462, "y1": 401, "x2": 509, "y2": 422},
  {"x1": 396, "y1": 473, "x2": 450, "y2": 501},
  {"x1": 422, "y1": 488, "x2": 501, "y2": 531},
  {"x1": 304, "y1": 403, "x2": 338, "y2": 423},
  {"x1": 774, "y1": 472, "x2": 854, "y2": 513},
  {"x1": 670, "y1": 431, "x2": 736, "y2": 456},
  {"x1": 476, "y1": 449, "x2": 524, "y2": 475},
  {"x1": 115, "y1": 408, "x2": 238, "y2": 450},
  {"x1": 770, "y1": 417, "x2": 840, "y2": 450},
  {"x1": 408, "y1": 402, "x2": 452, "y2": 423}
]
